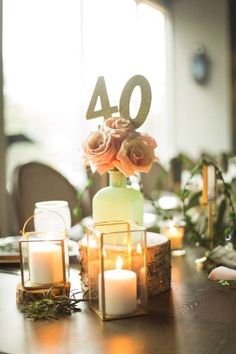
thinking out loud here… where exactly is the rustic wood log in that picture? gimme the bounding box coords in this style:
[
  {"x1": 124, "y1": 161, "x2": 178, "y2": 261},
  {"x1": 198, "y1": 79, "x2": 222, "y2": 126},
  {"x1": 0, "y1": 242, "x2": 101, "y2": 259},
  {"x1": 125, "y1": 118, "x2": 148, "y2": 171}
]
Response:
[
  {"x1": 16, "y1": 282, "x2": 71, "y2": 304},
  {"x1": 78, "y1": 233, "x2": 171, "y2": 297}
]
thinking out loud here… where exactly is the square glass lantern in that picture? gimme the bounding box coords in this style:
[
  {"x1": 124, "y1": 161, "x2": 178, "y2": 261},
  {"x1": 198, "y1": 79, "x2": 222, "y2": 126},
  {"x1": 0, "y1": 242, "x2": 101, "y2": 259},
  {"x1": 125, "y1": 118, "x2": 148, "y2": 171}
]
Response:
[
  {"x1": 19, "y1": 215, "x2": 69, "y2": 289},
  {"x1": 86, "y1": 221, "x2": 148, "y2": 321}
]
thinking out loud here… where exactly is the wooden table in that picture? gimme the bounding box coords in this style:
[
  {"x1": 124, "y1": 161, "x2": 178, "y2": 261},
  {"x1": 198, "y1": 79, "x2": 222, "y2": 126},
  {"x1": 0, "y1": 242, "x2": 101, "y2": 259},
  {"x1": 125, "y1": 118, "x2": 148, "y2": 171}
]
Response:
[{"x1": 0, "y1": 249, "x2": 236, "y2": 354}]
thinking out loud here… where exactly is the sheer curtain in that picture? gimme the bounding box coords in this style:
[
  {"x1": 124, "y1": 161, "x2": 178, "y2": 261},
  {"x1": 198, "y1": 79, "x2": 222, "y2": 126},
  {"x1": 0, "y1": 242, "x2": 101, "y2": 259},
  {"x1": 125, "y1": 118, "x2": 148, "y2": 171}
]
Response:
[{"x1": 3, "y1": 0, "x2": 169, "y2": 189}]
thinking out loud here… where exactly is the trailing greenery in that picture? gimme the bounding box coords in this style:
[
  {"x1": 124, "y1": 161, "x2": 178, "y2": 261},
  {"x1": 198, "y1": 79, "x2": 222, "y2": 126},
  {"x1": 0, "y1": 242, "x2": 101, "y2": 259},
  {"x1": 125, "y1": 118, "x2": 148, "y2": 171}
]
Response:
[
  {"x1": 20, "y1": 289, "x2": 87, "y2": 320},
  {"x1": 180, "y1": 157, "x2": 236, "y2": 249}
]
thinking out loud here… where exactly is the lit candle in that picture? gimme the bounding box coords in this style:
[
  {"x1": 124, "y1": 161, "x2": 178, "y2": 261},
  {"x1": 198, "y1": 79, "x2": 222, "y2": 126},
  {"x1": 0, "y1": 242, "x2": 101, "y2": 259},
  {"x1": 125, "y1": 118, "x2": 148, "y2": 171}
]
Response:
[
  {"x1": 161, "y1": 224, "x2": 184, "y2": 250},
  {"x1": 99, "y1": 256, "x2": 137, "y2": 316},
  {"x1": 202, "y1": 164, "x2": 208, "y2": 205},
  {"x1": 29, "y1": 242, "x2": 64, "y2": 285}
]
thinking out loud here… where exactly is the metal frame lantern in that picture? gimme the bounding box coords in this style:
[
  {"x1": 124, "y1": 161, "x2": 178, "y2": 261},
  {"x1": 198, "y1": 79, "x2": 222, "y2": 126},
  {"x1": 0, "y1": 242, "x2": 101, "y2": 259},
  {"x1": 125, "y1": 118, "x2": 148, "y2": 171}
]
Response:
[
  {"x1": 19, "y1": 211, "x2": 69, "y2": 290},
  {"x1": 86, "y1": 221, "x2": 148, "y2": 321}
]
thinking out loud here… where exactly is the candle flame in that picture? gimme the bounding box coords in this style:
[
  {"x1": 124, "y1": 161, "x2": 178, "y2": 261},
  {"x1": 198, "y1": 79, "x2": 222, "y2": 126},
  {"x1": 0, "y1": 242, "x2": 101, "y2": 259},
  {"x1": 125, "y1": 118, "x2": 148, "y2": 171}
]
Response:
[
  {"x1": 136, "y1": 243, "x2": 142, "y2": 254},
  {"x1": 116, "y1": 256, "x2": 123, "y2": 270},
  {"x1": 169, "y1": 226, "x2": 178, "y2": 234}
]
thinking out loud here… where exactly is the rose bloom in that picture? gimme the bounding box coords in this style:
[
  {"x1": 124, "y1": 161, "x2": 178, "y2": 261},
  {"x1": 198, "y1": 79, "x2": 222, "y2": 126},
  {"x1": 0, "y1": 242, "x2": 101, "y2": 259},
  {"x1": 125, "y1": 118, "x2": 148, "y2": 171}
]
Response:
[
  {"x1": 82, "y1": 131, "x2": 117, "y2": 175},
  {"x1": 135, "y1": 132, "x2": 157, "y2": 150},
  {"x1": 113, "y1": 137, "x2": 157, "y2": 177},
  {"x1": 101, "y1": 117, "x2": 135, "y2": 148}
]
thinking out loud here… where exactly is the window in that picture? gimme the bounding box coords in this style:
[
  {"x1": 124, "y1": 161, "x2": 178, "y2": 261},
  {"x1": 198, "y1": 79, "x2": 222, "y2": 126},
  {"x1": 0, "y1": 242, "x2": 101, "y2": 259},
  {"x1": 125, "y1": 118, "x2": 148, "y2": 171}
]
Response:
[{"x1": 3, "y1": 0, "x2": 169, "y2": 189}]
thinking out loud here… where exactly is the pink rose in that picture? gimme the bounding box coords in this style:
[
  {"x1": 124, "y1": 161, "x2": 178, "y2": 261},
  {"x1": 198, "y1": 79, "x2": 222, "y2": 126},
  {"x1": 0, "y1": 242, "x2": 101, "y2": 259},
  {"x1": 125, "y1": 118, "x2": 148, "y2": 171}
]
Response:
[
  {"x1": 113, "y1": 137, "x2": 157, "y2": 177},
  {"x1": 101, "y1": 117, "x2": 135, "y2": 148},
  {"x1": 82, "y1": 131, "x2": 117, "y2": 175}
]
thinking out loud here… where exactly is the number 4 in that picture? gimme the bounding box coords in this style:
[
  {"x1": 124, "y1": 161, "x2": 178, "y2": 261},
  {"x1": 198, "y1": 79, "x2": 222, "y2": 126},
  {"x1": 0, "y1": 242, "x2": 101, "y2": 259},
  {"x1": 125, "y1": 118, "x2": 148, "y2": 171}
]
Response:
[{"x1": 86, "y1": 76, "x2": 118, "y2": 120}]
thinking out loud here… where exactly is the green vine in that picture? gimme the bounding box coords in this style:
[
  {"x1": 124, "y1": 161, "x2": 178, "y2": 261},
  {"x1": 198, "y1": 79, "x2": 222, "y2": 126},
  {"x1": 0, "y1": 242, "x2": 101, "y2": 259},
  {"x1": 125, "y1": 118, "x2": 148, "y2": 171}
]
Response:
[
  {"x1": 20, "y1": 289, "x2": 88, "y2": 320},
  {"x1": 219, "y1": 280, "x2": 236, "y2": 288},
  {"x1": 180, "y1": 157, "x2": 236, "y2": 249}
]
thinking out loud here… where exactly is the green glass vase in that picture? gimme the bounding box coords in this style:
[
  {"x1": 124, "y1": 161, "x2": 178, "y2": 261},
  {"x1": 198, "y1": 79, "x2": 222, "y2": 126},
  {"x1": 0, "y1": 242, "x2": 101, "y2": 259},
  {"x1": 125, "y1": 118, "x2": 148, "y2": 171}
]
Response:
[{"x1": 93, "y1": 170, "x2": 144, "y2": 226}]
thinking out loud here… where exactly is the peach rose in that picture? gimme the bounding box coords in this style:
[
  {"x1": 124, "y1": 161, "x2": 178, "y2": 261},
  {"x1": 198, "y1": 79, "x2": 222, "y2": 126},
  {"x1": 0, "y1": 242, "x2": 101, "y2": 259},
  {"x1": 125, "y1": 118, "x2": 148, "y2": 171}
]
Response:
[
  {"x1": 82, "y1": 131, "x2": 117, "y2": 175},
  {"x1": 113, "y1": 137, "x2": 157, "y2": 176},
  {"x1": 135, "y1": 132, "x2": 157, "y2": 150},
  {"x1": 101, "y1": 117, "x2": 135, "y2": 148}
]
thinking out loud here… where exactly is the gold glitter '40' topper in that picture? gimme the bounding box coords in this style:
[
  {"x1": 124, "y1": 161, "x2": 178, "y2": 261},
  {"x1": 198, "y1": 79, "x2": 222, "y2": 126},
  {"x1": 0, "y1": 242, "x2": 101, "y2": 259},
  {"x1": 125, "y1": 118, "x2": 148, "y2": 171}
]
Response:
[{"x1": 86, "y1": 75, "x2": 152, "y2": 129}]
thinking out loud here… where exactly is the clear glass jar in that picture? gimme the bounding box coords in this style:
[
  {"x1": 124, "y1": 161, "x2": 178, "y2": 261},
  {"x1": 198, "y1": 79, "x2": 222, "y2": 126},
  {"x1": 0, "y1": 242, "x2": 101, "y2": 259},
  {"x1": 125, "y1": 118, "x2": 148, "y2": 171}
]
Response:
[{"x1": 34, "y1": 200, "x2": 71, "y2": 232}]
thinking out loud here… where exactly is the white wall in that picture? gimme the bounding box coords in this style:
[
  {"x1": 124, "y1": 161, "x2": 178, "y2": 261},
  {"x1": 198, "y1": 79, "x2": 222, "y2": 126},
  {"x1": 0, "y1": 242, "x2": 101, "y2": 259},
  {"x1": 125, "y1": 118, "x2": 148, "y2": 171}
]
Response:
[
  {"x1": 0, "y1": 0, "x2": 8, "y2": 236},
  {"x1": 172, "y1": 0, "x2": 231, "y2": 159}
]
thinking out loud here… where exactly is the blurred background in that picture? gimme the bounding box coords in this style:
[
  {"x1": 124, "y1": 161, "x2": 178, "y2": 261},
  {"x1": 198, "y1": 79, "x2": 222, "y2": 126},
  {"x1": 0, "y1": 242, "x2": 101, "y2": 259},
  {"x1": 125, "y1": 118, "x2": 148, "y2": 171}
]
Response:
[{"x1": 0, "y1": 0, "x2": 236, "y2": 236}]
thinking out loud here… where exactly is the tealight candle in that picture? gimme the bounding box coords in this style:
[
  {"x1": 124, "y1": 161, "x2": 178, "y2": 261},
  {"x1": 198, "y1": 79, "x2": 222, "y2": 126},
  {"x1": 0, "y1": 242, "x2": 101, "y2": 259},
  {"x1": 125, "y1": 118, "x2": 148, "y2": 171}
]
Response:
[
  {"x1": 29, "y1": 242, "x2": 64, "y2": 285},
  {"x1": 99, "y1": 256, "x2": 137, "y2": 316},
  {"x1": 161, "y1": 223, "x2": 185, "y2": 252}
]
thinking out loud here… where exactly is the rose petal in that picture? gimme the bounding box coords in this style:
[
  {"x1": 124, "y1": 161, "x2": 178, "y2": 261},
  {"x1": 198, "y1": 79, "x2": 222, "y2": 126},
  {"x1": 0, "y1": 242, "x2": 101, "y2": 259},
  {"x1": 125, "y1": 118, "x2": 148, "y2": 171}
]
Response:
[
  {"x1": 135, "y1": 132, "x2": 158, "y2": 150},
  {"x1": 208, "y1": 266, "x2": 236, "y2": 280}
]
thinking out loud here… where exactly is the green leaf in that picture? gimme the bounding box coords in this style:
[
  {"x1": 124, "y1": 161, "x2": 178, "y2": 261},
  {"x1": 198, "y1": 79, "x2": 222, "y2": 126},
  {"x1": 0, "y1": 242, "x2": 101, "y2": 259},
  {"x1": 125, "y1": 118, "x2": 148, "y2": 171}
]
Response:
[
  {"x1": 184, "y1": 191, "x2": 201, "y2": 211},
  {"x1": 76, "y1": 191, "x2": 83, "y2": 200},
  {"x1": 85, "y1": 178, "x2": 93, "y2": 189}
]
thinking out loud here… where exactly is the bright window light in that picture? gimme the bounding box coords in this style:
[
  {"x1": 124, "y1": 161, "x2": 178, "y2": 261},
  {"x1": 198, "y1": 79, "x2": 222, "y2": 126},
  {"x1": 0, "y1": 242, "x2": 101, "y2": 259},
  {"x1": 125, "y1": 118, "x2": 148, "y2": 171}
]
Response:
[{"x1": 3, "y1": 0, "x2": 169, "y2": 188}]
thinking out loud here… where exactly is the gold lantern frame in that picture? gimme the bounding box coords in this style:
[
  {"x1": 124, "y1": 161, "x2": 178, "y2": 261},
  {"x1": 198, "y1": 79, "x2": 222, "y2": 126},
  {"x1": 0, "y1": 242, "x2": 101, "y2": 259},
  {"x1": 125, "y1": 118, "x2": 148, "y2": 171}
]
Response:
[
  {"x1": 19, "y1": 211, "x2": 69, "y2": 290},
  {"x1": 86, "y1": 220, "x2": 148, "y2": 321}
]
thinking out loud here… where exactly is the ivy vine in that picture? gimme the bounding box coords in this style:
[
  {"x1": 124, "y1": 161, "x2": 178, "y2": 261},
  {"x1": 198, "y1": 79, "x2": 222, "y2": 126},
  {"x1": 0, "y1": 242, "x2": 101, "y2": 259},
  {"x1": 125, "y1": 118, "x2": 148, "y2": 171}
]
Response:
[{"x1": 180, "y1": 157, "x2": 236, "y2": 249}]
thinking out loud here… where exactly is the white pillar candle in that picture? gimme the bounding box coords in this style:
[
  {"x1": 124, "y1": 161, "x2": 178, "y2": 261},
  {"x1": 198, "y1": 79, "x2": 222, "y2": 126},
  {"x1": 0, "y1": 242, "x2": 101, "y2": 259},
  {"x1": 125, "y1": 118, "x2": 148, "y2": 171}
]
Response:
[
  {"x1": 99, "y1": 256, "x2": 137, "y2": 316},
  {"x1": 29, "y1": 242, "x2": 64, "y2": 285}
]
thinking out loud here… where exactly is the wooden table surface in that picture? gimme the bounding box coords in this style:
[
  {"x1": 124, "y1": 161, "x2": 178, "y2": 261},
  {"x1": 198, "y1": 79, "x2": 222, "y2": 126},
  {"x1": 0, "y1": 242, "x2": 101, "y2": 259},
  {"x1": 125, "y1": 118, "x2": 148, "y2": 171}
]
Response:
[{"x1": 0, "y1": 249, "x2": 236, "y2": 354}]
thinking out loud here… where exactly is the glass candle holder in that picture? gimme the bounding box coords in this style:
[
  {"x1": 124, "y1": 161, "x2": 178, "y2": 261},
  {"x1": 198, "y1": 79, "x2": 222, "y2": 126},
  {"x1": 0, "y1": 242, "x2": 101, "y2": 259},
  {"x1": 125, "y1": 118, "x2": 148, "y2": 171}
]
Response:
[
  {"x1": 86, "y1": 221, "x2": 148, "y2": 321},
  {"x1": 34, "y1": 200, "x2": 71, "y2": 232},
  {"x1": 160, "y1": 220, "x2": 185, "y2": 256},
  {"x1": 34, "y1": 201, "x2": 71, "y2": 269},
  {"x1": 19, "y1": 214, "x2": 69, "y2": 289}
]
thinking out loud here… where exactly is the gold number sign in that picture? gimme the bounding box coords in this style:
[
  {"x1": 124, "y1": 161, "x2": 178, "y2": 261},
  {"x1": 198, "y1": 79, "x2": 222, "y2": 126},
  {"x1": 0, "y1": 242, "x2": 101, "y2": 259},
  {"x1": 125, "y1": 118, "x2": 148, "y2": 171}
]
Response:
[
  {"x1": 86, "y1": 76, "x2": 118, "y2": 120},
  {"x1": 86, "y1": 75, "x2": 152, "y2": 128}
]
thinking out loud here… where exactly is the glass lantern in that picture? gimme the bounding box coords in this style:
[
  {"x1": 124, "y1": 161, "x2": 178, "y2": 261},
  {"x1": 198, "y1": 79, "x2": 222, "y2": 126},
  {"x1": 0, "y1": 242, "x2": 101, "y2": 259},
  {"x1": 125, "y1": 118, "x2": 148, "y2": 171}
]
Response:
[
  {"x1": 86, "y1": 221, "x2": 148, "y2": 321},
  {"x1": 19, "y1": 213, "x2": 69, "y2": 289}
]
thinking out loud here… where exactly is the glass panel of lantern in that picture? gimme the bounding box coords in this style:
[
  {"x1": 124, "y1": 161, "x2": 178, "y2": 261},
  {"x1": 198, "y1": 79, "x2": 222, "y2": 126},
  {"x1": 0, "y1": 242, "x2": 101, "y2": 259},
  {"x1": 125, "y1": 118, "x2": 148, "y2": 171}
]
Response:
[{"x1": 19, "y1": 214, "x2": 69, "y2": 289}]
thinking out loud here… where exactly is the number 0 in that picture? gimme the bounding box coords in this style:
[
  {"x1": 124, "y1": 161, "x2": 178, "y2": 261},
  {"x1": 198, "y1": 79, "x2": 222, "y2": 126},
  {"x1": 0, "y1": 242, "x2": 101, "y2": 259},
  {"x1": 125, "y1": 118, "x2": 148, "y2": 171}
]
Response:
[{"x1": 119, "y1": 75, "x2": 152, "y2": 129}]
